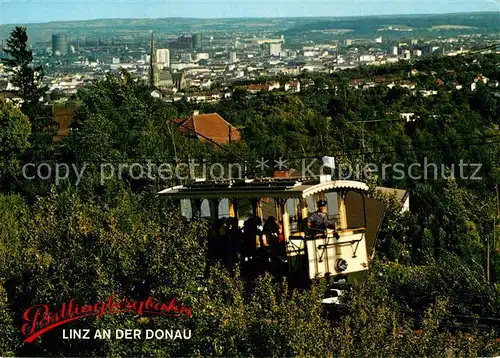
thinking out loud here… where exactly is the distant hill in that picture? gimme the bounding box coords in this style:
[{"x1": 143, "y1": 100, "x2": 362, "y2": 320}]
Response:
[
  {"x1": 0, "y1": 17, "x2": 291, "y2": 42},
  {"x1": 280, "y1": 12, "x2": 500, "y2": 38},
  {"x1": 1, "y1": 12, "x2": 498, "y2": 43}
]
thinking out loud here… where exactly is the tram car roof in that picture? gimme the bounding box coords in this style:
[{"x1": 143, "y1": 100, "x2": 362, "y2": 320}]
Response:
[{"x1": 157, "y1": 178, "x2": 370, "y2": 199}]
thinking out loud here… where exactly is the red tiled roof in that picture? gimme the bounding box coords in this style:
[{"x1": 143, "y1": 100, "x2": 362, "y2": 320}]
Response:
[
  {"x1": 247, "y1": 84, "x2": 269, "y2": 91},
  {"x1": 274, "y1": 170, "x2": 301, "y2": 178},
  {"x1": 349, "y1": 79, "x2": 364, "y2": 86},
  {"x1": 175, "y1": 113, "x2": 241, "y2": 145}
]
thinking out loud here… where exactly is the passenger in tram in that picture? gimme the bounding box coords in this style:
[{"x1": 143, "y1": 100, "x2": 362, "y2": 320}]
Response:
[
  {"x1": 207, "y1": 221, "x2": 219, "y2": 258},
  {"x1": 263, "y1": 216, "x2": 286, "y2": 273},
  {"x1": 255, "y1": 217, "x2": 265, "y2": 248},
  {"x1": 242, "y1": 216, "x2": 257, "y2": 260},
  {"x1": 255, "y1": 216, "x2": 272, "y2": 272},
  {"x1": 264, "y1": 216, "x2": 280, "y2": 252},
  {"x1": 218, "y1": 217, "x2": 230, "y2": 261},
  {"x1": 228, "y1": 217, "x2": 241, "y2": 266},
  {"x1": 278, "y1": 222, "x2": 285, "y2": 244},
  {"x1": 205, "y1": 218, "x2": 227, "y2": 276},
  {"x1": 219, "y1": 217, "x2": 229, "y2": 235},
  {"x1": 273, "y1": 220, "x2": 288, "y2": 278}
]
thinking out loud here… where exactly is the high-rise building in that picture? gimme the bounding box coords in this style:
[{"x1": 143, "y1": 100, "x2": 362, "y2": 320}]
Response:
[
  {"x1": 174, "y1": 35, "x2": 193, "y2": 50},
  {"x1": 229, "y1": 51, "x2": 237, "y2": 64},
  {"x1": 403, "y1": 49, "x2": 411, "y2": 60},
  {"x1": 269, "y1": 43, "x2": 281, "y2": 57},
  {"x1": 52, "y1": 33, "x2": 69, "y2": 56},
  {"x1": 391, "y1": 46, "x2": 399, "y2": 56},
  {"x1": 156, "y1": 48, "x2": 170, "y2": 68},
  {"x1": 193, "y1": 33, "x2": 203, "y2": 50}
]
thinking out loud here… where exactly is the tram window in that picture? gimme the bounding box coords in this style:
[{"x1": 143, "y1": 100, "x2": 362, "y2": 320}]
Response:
[
  {"x1": 325, "y1": 192, "x2": 339, "y2": 217},
  {"x1": 180, "y1": 199, "x2": 193, "y2": 220},
  {"x1": 218, "y1": 199, "x2": 230, "y2": 218},
  {"x1": 237, "y1": 198, "x2": 253, "y2": 222},
  {"x1": 286, "y1": 199, "x2": 296, "y2": 218},
  {"x1": 307, "y1": 197, "x2": 315, "y2": 213},
  {"x1": 200, "y1": 199, "x2": 210, "y2": 218},
  {"x1": 305, "y1": 194, "x2": 339, "y2": 220}
]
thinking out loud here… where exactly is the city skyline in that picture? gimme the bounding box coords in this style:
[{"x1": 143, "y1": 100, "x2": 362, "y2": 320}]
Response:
[{"x1": 0, "y1": 0, "x2": 498, "y2": 25}]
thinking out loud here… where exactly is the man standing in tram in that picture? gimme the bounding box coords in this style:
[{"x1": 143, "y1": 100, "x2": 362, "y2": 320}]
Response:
[{"x1": 306, "y1": 200, "x2": 332, "y2": 235}]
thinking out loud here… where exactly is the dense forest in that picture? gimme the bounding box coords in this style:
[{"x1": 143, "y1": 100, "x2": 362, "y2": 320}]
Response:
[
  {"x1": 281, "y1": 12, "x2": 500, "y2": 38},
  {"x1": 1, "y1": 27, "x2": 500, "y2": 356}
]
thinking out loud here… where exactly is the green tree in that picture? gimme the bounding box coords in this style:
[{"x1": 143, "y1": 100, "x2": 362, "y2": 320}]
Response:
[
  {"x1": 1, "y1": 27, "x2": 47, "y2": 119},
  {"x1": 0, "y1": 283, "x2": 17, "y2": 356},
  {"x1": 61, "y1": 70, "x2": 211, "y2": 194},
  {"x1": 0, "y1": 100, "x2": 31, "y2": 189},
  {"x1": 335, "y1": 269, "x2": 498, "y2": 357},
  {"x1": 2, "y1": 27, "x2": 55, "y2": 176}
]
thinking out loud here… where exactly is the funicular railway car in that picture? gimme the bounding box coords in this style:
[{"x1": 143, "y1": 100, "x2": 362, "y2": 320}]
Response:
[{"x1": 158, "y1": 176, "x2": 387, "y2": 301}]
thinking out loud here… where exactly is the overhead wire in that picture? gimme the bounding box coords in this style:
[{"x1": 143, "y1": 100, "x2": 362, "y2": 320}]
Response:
[{"x1": 13, "y1": 132, "x2": 500, "y2": 164}]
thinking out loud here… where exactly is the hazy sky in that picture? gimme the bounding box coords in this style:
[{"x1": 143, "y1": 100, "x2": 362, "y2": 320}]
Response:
[{"x1": 1, "y1": 0, "x2": 498, "y2": 25}]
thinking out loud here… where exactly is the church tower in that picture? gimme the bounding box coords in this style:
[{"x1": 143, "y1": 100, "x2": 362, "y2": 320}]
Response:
[{"x1": 149, "y1": 31, "x2": 156, "y2": 86}]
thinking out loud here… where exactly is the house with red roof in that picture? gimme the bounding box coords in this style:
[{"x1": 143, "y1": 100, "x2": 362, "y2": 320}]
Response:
[
  {"x1": 245, "y1": 81, "x2": 280, "y2": 93},
  {"x1": 174, "y1": 111, "x2": 241, "y2": 145},
  {"x1": 284, "y1": 80, "x2": 301, "y2": 93}
]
